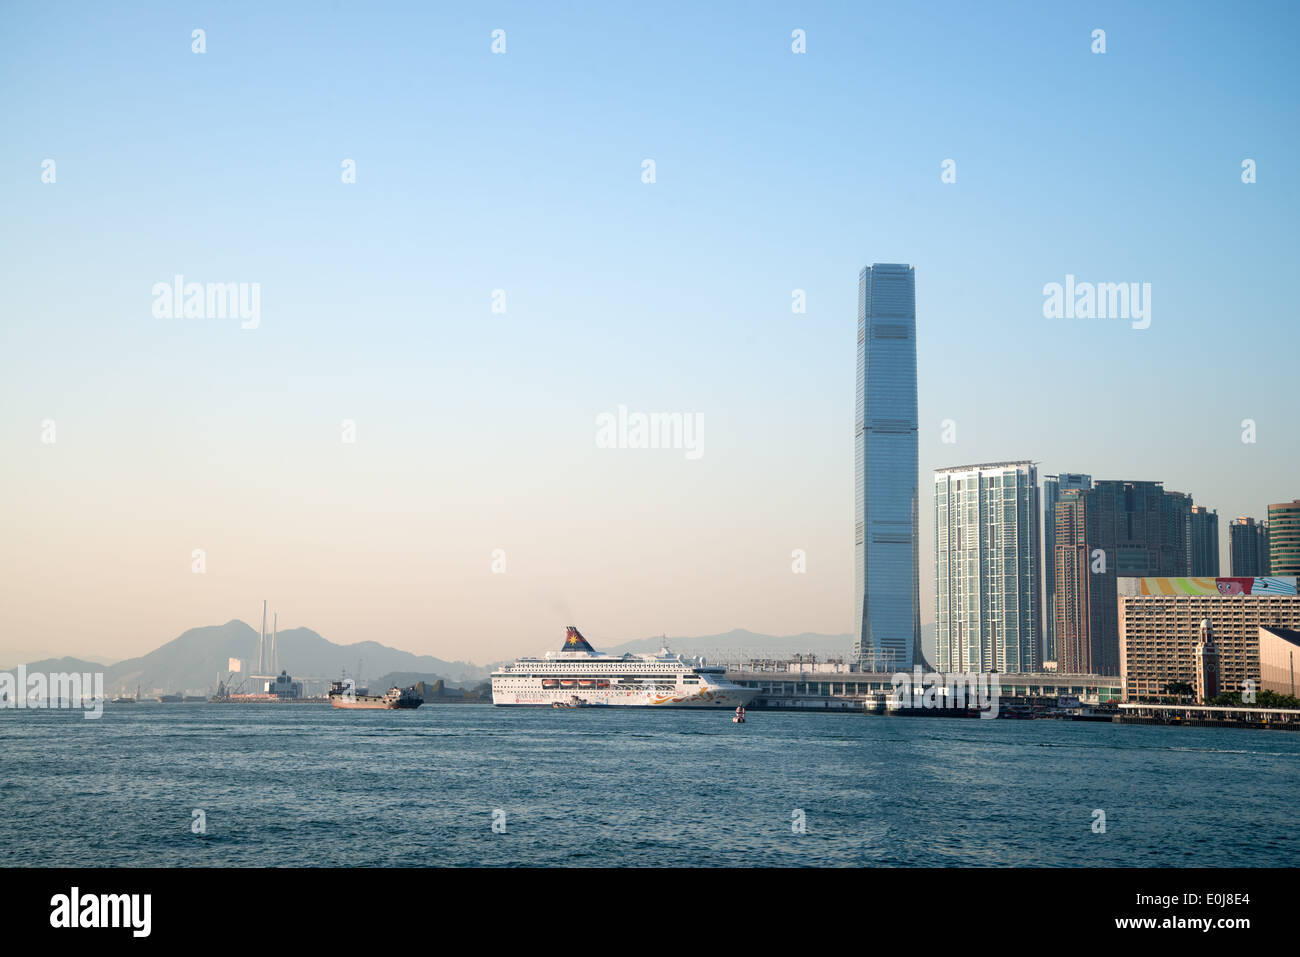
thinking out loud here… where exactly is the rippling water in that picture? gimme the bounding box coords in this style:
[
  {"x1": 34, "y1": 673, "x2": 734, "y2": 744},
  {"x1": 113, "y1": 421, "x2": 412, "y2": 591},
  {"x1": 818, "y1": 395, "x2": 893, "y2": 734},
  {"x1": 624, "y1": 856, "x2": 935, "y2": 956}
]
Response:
[{"x1": 3, "y1": 704, "x2": 1296, "y2": 866}]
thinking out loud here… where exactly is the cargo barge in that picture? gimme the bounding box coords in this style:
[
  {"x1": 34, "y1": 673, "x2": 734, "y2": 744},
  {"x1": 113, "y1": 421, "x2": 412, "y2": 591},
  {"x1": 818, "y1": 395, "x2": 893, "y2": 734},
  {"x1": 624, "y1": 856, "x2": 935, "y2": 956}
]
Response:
[{"x1": 328, "y1": 680, "x2": 423, "y2": 710}]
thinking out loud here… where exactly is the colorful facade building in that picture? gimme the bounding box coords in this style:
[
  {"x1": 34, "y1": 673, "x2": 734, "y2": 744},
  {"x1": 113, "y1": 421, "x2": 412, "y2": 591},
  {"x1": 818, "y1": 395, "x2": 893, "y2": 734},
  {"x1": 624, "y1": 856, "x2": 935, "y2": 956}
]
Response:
[{"x1": 1118, "y1": 576, "x2": 1300, "y2": 701}]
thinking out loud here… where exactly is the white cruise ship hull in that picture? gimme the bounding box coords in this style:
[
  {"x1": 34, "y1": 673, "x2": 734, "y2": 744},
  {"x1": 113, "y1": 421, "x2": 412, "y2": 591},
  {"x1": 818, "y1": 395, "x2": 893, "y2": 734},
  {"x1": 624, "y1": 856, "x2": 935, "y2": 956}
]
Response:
[
  {"x1": 491, "y1": 679, "x2": 757, "y2": 708},
  {"x1": 493, "y1": 626, "x2": 758, "y2": 709}
]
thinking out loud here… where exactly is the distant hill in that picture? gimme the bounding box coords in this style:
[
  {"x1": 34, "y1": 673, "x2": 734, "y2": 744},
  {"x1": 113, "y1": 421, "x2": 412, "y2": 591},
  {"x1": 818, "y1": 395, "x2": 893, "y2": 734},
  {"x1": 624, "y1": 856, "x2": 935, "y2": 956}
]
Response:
[
  {"x1": 7, "y1": 656, "x2": 105, "y2": 675},
  {"x1": 371, "y1": 671, "x2": 488, "y2": 692},
  {"x1": 95, "y1": 620, "x2": 259, "y2": 694},
  {"x1": 6, "y1": 620, "x2": 493, "y2": 696},
  {"x1": 261, "y1": 628, "x2": 491, "y2": 688},
  {"x1": 7, "y1": 621, "x2": 940, "y2": 695}
]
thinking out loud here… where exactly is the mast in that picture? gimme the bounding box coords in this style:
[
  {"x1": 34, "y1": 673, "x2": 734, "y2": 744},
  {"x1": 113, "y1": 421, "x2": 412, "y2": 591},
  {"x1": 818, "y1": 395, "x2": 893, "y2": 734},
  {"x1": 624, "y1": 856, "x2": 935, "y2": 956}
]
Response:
[{"x1": 259, "y1": 600, "x2": 267, "y2": 673}]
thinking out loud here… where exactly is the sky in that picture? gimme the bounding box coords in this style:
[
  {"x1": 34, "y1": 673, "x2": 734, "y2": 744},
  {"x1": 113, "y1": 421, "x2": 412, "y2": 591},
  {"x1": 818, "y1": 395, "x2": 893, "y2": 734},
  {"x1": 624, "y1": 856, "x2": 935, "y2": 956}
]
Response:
[{"x1": 1, "y1": 1, "x2": 1297, "y2": 667}]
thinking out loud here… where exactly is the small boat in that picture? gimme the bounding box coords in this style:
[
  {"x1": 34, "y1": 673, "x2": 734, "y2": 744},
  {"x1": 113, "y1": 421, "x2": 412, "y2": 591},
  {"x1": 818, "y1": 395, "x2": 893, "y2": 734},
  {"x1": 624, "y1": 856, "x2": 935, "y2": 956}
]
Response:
[
  {"x1": 552, "y1": 695, "x2": 589, "y2": 709},
  {"x1": 733, "y1": 706, "x2": 746, "y2": 724}
]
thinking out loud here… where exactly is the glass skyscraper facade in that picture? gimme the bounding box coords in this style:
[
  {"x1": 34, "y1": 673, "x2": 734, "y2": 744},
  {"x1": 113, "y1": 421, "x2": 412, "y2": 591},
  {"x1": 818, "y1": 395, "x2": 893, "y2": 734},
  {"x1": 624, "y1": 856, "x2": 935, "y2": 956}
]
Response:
[
  {"x1": 853, "y1": 264, "x2": 923, "y2": 671},
  {"x1": 934, "y1": 462, "x2": 1042, "y2": 674},
  {"x1": 1268, "y1": 500, "x2": 1300, "y2": 576},
  {"x1": 1042, "y1": 473, "x2": 1091, "y2": 664},
  {"x1": 1054, "y1": 480, "x2": 1190, "y2": 675},
  {"x1": 1229, "y1": 516, "x2": 1270, "y2": 576},
  {"x1": 1188, "y1": 505, "x2": 1220, "y2": 576}
]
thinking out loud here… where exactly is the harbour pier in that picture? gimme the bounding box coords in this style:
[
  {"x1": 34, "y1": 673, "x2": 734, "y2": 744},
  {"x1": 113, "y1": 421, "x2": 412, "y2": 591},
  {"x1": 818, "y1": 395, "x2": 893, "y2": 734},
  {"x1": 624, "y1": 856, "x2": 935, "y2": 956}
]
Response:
[{"x1": 723, "y1": 661, "x2": 1120, "y2": 712}]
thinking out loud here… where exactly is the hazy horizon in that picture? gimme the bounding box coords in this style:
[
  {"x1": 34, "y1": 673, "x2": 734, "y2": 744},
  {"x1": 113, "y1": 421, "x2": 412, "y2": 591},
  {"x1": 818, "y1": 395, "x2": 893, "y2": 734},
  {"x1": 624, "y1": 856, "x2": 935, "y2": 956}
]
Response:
[
  {"x1": 2, "y1": 616, "x2": 865, "y2": 673},
  {"x1": 3, "y1": 2, "x2": 1297, "y2": 666}
]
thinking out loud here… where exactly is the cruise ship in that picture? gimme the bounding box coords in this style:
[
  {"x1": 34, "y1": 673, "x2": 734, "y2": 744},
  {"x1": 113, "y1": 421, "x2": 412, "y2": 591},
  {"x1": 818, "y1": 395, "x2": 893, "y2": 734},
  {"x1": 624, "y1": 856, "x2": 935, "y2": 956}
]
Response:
[{"x1": 492, "y1": 627, "x2": 758, "y2": 709}]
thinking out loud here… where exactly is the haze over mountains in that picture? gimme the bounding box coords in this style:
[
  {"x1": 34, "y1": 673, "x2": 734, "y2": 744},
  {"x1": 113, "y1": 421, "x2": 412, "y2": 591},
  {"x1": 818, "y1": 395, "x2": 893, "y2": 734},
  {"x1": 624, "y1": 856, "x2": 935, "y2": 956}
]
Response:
[
  {"x1": 8, "y1": 621, "x2": 491, "y2": 695},
  {"x1": 601, "y1": 629, "x2": 853, "y2": 658},
  {"x1": 602, "y1": 625, "x2": 936, "y2": 662},
  {"x1": 6, "y1": 620, "x2": 939, "y2": 695}
]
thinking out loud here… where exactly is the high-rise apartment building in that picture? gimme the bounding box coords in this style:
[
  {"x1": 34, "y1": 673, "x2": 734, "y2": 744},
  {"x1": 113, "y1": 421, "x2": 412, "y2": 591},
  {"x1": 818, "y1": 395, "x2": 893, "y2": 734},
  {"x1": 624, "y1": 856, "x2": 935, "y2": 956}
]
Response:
[
  {"x1": 1042, "y1": 473, "x2": 1091, "y2": 663},
  {"x1": 1188, "y1": 505, "x2": 1220, "y2": 576},
  {"x1": 934, "y1": 462, "x2": 1041, "y2": 673},
  {"x1": 1166, "y1": 492, "x2": 1193, "y2": 573},
  {"x1": 1053, "y1": 489, "x2": 1093, "y2": 674},
  {"x1": 1229, "y1": 517, "x2": 1270, "y2": 576},
  {"x1": 1269, "y1": 500, "x2": 1300, "y2": 576},
  {"x1": 1053, "y1": 481, "x2": 1190, "y2": 675},
  {"x1": 853, "y1": 264, "x2": 923, "y2": 672}
]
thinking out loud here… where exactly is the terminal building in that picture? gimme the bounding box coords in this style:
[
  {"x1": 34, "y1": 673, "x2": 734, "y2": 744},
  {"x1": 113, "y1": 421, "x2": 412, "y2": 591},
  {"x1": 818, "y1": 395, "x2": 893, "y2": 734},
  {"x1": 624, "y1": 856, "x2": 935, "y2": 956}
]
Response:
[
  {"x1": 1118, "y1": 576, "x2": 1300, "y2": 701},
  {"x1": 1260, "y1": 626, "x2": 1300, "y2": 698},
  {"x1": 725, "y1": 661, "x2": 1120, "y2": 709}
]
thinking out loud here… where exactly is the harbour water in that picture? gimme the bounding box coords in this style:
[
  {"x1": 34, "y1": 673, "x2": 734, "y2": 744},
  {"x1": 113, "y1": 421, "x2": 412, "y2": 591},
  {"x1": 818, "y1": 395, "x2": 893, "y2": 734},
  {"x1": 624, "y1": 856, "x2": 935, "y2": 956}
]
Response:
[{"x1": 3, "y1": 704, "x2": 1296, "y2": 867}]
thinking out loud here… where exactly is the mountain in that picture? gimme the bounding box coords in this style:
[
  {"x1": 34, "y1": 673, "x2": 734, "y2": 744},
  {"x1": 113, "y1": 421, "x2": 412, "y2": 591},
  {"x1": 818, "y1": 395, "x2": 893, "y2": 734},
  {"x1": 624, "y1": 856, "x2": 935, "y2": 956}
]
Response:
[
  {"x1": 263, "y1": 628, "x2": 491, "y2": 687},
  {"x1": 98, "y1": 620, "x2": 258, "y2": 694},
  {"x1": 8, "y1": 620, "x2": 942, "y2": 695},
  {"x1": 5, "y1": 656, "x2": 104, "y2": 675},
  {"x1": 8, "y1": 620, "x2": 494, "y2": 695}
]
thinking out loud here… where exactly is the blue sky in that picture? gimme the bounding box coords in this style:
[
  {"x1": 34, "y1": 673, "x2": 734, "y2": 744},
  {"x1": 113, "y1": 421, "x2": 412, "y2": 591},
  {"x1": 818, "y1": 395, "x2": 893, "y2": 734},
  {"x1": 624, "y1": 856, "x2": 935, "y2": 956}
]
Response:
[{"x1": 2, "y1": 1, "x2": 1297, "y2": 664}]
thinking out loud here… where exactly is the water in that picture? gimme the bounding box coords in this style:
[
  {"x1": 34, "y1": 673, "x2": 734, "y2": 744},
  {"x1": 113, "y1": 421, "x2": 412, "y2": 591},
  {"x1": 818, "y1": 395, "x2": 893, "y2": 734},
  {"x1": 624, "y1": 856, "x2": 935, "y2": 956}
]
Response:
[{"x1": 3, "y1": 704, "x2": 1296, "y2": 866}]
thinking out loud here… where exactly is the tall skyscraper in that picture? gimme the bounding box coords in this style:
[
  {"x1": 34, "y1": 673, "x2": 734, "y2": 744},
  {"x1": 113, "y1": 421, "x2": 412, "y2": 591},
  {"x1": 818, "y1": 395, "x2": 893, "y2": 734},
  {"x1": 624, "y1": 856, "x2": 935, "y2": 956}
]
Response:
[
  {"x1": 1268, "y1": 500, "x2": 1300, "y2": 576},
  {"x1": 853, "y1": 264, "x2": 923, "y2": 672},
  {"x1": 1188, "y1": 505, "x2": 1220, "y2": 576},
  {"x1": 1165, "y1": 491, "x2": 1193, "y2": 576},
  {"x1": 1042, "y1": 473, "x2": 1091, "y2": 663},
  {"x1": 1054, "y1": 489, "x2": 1093, "y2": 675},
  {"x1": 1229, "y1": 516, "x2": 1270, "y2": 576},
  {"x1": 1054, "y1": 481, "x2": 1190, "y2": 675},
  {"x1": 934, "y1": 462, "x2": 1041, "y2": 673}
]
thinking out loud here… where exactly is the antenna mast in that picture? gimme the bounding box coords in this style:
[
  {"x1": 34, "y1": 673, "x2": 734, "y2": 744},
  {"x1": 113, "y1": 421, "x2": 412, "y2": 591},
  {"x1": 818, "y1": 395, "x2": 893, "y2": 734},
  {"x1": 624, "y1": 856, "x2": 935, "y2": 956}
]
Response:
[{"x1": 259, "y1": 600, "x2": 267, "y2": 673}]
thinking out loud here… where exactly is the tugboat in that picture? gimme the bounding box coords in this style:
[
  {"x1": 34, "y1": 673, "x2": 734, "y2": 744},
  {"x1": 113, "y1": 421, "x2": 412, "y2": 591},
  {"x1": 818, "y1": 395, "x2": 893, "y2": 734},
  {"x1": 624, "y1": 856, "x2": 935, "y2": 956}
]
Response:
[
  {"x1": 552, "y1": 695, "x2": 589, "y2": 709},
  {"x1": 733, "y1": 706, "x2": 746, "y2": 724}
]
